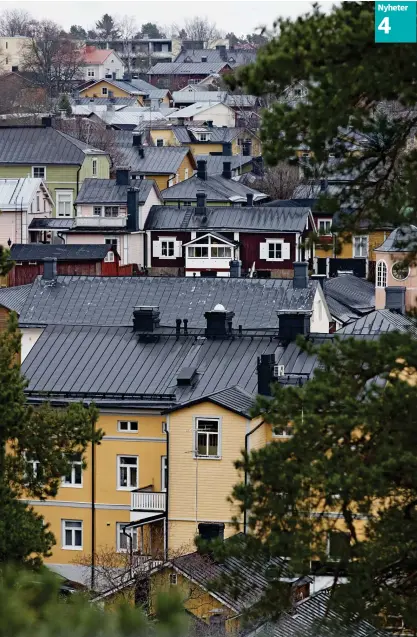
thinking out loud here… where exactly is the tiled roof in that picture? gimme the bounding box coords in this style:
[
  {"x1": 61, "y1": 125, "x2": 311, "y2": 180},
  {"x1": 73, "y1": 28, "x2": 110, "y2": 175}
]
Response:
[
  {"x1": 10, "y1": 244, "x2": 113, "y2": 262},
  {"x1": 145, "y1": 205, "x2": 310, "y2": 232},
  {"x1": 196, "y1": 154, "x2": 253, "y2": 175},
  {"x1": 0, "y1": 127, "x2": 106, "y2": 165},
  {"x1": 18, "y1": 276, "x2": 318, "y2": 329},
  {"x1": 0, "y1": 284, "x2": 31, "y2": 313},
  {"x1": 82, "y1": 46, "x2": 113, "y2": 64},
  {"x1": 324, "y1": 275, "x2": 375, "y2": 324},
  {"x1": 148, "y1": 62, "x2": 230, "y2": 75},
  {"x1": 374, "y1": 225, "x2": 417, "y2": 252},
  {"x1": 75, "y1": 177, "x2": 156, "y2": 205},
  {"x1": 336, "y1": 309, "x2": 417, "y2": 336},
  {"x1": 112, "y1": 133, "x2": 195, "y2": 174},
  {"x1": 160, "y1": 174, "x2": 266, "y2": 202}
]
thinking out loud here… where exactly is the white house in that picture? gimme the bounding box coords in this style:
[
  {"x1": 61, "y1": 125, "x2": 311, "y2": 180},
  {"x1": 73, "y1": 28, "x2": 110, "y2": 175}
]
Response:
[
  {"x1": 0, "y1": 178, "x2": 53, "y2": 246},
  {"x1": 81, "y1": 46, "x2": 125, "y2": 82},
  {"x1": 167, "y1": 102, "x2": 236, "y2": 127},
  {"x1": 67, "y1": 170, "x2": 162, "y2": 266}
]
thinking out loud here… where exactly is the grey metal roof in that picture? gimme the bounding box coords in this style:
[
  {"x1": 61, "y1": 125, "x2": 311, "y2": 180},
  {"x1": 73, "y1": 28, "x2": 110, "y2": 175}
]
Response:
[
  {"x1": 160, "y1": 174, "x2": 266, "y2": 202},
  {"x1": 0, "y1": 178, "x2": 49, "y2": 209},
  {"x1": 174, "y1": 49, "x2": 257, "y2": 68},
  {"x1": 28, "y1": 218, "x2": 76, "y2": 230},
  {"x1": 10, "y1": 244, "x2": 112, "y2": 262},
  {"x1": 374, "y1": 225, "x2": 417, "y2": 252},
  {"x1": 145, "y1": 205, "x2": 311, "y2": 233},
  {"x1": 129, "y1": 78, "x2": 157, "y2": 92},
  {"x1": 272, "y1": 589, "x2": 386, "y2": 637},
  {"x1": 148, "y1": 62, "x2": 229, "y2": 75},
  {"x1": 92, "y1": 110, "x2": 168, "y2": 128},
  {"x1": 336, "y1": 309, "x2": 417, "y2": 336},
  {"x1": 168, "y1": 385, "x2": 255, "y2": 417},
  {"x1": 196, "y1": 154, "x2": 253, "y2": 175},
  {"x1": 323, "y1": 275, "x2": 375, "y2": 324},
  {"x1": 173, "y1": 90, "x2": 228, "y2": 104},
  {"x1": 75, "y1": 177, "x2": 156, "y2": 205},
  {"x1": 112, "y1": 132, "x2": 194, "y2": 174},
  {"x1": 172, "y1": 126, "x2": 192, "y2": 143},
  {"x1": 71, "y1": 97, "x2": 137, "y2": 107},
  {"x1": 0, "y1": 284, "x2": 31, "y2": 313},
  {"x1": 18, "y1": 276, "x2": 318, "y2": 329},
  {"x1": 0, "y1": 127, "x2": 106, "y2": 165},
  {"x1": 97, "y1": 79, "x2": 145, "y2": 95},
  {"x1": 145, "y1": 89, "x2": 171, "y2": 100}
]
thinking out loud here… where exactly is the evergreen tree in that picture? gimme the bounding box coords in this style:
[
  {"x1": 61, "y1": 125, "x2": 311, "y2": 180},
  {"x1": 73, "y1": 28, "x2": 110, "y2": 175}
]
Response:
[
  {"x1": 95, "y1": 14, "x2": 120, "y2": 39},
  {"x1": 57, "y1": 93, "x2": 72, "y2": 117},
  {"x1": 69, "y1": 24, "x2": 87, "y2": 39},
  {"x1": 140, "y1": 22, "x2": 165, "y2": 39}
]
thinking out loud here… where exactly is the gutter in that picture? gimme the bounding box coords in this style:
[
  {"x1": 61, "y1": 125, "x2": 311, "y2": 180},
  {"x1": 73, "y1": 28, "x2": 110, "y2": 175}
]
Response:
[{"x1": 243, "y1": 419, "x2": 264, "y2": 534}]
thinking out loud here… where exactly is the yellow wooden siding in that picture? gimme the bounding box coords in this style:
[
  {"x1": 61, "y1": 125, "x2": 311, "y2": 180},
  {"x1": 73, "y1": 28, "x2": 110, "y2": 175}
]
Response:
[
  {"x1": 168, "y1": 403, "x2": 246, "y2": 553},
  {"x1": 80, "y1": 81, "x2": 144, "y2": 105},
  {"x1": 231, "y1": 136, "x2": 262, "y2": 157},
  {"x1": 248, "y1": 418, "x2": 267, "y2": 450},
  {"x1": 150, "y1": 129, "x2": 180, "y2": 147},
  {"x1": 188, "y1": 143, "x2": 224, "y2": 155},
  {"x1": 315, "y1": 230, "x2": 389, "y2": 260},
  {"x1": 0, "y1": 306, "x2": 10, "y2": 329}
]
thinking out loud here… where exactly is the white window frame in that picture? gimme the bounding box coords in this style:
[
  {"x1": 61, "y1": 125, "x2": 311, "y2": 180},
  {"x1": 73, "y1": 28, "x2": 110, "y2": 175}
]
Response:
[
  {"x1": 353, "y1": 235, "x2": 368, "y2": 258},
  {"x1": 102, "y1": 86, "x2": 108, "y2": 96},
  {"x1": 161, "y1": 239, "x2": 175, "y2": 258},
  {"x1": 93, "y1": 206, "x2": 102, "y2": 216},
  {"x1": 170, "y1": 573, "x2": 178, "y2": 585},
  {"x1": 184, "y1": 168, "x2": 189, "y2": 179},
  {"x1": 105, "y1": 237, "x2": 118, "y2": 262},
  {"x1": 376, "y1": 260, "x2": 387, "y2": 288},
  {"x1": 200, "y1": 134, "x2": 207, "y2": 141},
  {"x1": 117, "y1": 522, "x2": 138, "y2": 552},
  {"x1": 87, "y1": 68, "x2": 95, "y2": 77},
  {"x1": 56, "y1": 189, "x2": 73, "y2": 218},
  {"x1": 118, "y1": 420, "x2": 139, "y2": 433},
  {"x1": 61, "y1": 453, "x2": 83, "y2": 488},
  {"x1": 318, "y1": 219, "x2": 332, "y2": 235},
  {"x1": 32, "y1": 166, "x2": 46, "y2": 179},
  {"x1": 104, "y1": 206, "x2": 119, "y2": 218},
  {"x1": 117, "y1": 455, "x2": 139, "y2": 490},
  {"x1": 161, "y1": 455, "x2": 167, "y2": 491},
  {"x1": 62, "y1": 519, "x2": 83, "y2": 550},
  {"x1": 272, "y1": 426, "x2": 293, "y2": 439},
  {"x1": 267, "y1": 240, "x2": 283, "y2": 261},
  {"x1": 194, "y1": 417, "x2": 221, "y2": 459},
  {"x1": 25, "y1": 452, "x2": 41, "y2": 481},
  {"x1": 156, "y1": 138, "x2": 164, "y2": 147},
  {"x1": 92, "y1": 158, "x2": 97, "y2": 176},
  {"x1": 210, "y1": 245, "x2": 232, "y2": 259},
  {"x1": 391, "y1": 261, "x2": 410, "y2": 282},
  {"x1": 187, "y1": 245, "x2": 209, "y2": 258}
]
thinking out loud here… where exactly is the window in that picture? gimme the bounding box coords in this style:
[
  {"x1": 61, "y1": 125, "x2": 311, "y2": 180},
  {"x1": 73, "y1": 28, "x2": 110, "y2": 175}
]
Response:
[
  {"x1": 376, "y1": 260, "x2": 387, "y2": 288},
  {"x1": 105, "y1": 238, "x2": 118, "y2": 262},
  {"x1": 161, "y1": 240, "x2": 175, "y2": 257},
  {"x1": 161, "y1": 456, "x2": 168, "y2": 491},
  {"x1": 104, "y1": 206, "x2": 119, "y2": 218},
  {"x1": 211, "y1": 246, "x2": 232, "y2": 258},
  {"x1": 188, "y1": 246, "x2": 208, "y2": 258},
  {"x1": 62, "y1": 520, "x2": 83, "y2": 549},
  {"x1": 169, "y1": 573, "x2": 177, "y2": 585},
  {"x1": 195, "y1": 418, "x2": 220, "y2": 458},
  {"x1": 117, "y1": 523, "x2": 138, "y2": 552},
  {"x1": 327, "y1": 531, "x2": 350, "y2": 561},
  {"x1": 175, "y1": 173, "x2": 179, "y2": 184},
  {"x1": 272, "y1": 426, "x2": 293, "y2": 439},
  {"x1": 32, "y1": 166, "x2": 46, "y2": 179},
  {"x1": 118, "y1": 420, "x2": 138, "y2": 432},
  {"x1": 25, "y1": 453, "x2": 42, "y2": 481},
  {"x1": 184, "y1": 168, "x2": 189, "y2": 179},
  {"x1": 198, "y1": 522, "x2": 224, "y2": 541},
  {"x1": 92, "y1": 158, "x2": 97, "y2": 176},
  {"x1": 156, "y1": 138, "x2": 164, "y2": 147},
  {"x1": 87, "y1": 68, "x2": 95, "y2": 77},
  {"x1": 56, "y1": 190, "x2": 73, "y2": 217},
  {"x1": 117, "y1": 455, "x2": 138, "y2": 489},
  {"x1": 62, "y1": 453, "x2": 82, "y2": 487},
  {"x1": 318, "y1": 219, "x2": 332, "y2": 235},
  {"x1": 201, "y1": 56, "x2": 208, "y2": 62},
  {"x1": 5, "y1": 57, "x2": 8, "y2": 65},
  {"x1": 200, "y1": 133, "x2": 207, "y2": 141},
  {"x1": 36, "y1": 194, "x2": 40, "y2": 212},
  {"x1": 392, "y1": 261, "x2": 409, "y2": 281},
  {"x1": 268, "y1": 242, "x2": 282, "y2": 260},
  {"x1": 183, "y1": 201, "x2": 192, "y2": 206},
  {"x1": 353, "y1": 235, "x2": 368, "y2": 258},
  {"x1": 102, "y1": 87, "x2": 108, "y2": 95},
  {"x1": 93, "y1": 206, "x2": 102, "y2": 216},
  {"x1": 5, "y1": 41, "x2": 7, "y2": 49}
]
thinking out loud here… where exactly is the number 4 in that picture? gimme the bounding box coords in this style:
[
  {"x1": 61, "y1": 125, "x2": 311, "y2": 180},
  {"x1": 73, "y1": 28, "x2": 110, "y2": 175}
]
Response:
[{"x1": 378, "y1": 17, "x2": 391, "y2": 35}]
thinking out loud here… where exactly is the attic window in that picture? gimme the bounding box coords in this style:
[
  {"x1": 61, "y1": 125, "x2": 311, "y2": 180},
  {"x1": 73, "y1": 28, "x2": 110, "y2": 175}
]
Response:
[
  {"x1": 169, "y1": 573, "x2": 177, "y2": 585},
  {"x1": 201, "y1": 56, "x2": 208, "y2": 62}
]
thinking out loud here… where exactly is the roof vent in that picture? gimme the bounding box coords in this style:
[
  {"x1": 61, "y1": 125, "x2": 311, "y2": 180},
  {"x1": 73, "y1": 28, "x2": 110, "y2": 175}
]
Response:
[
  {"x1": 133, "y1": 306, "x2": 160, "y2": 333},
  {"x1": 213, "y1": 303, "x2": 226, "y2": 311},
  {"x1": 177, "y1": 367, "x2": 197, "y2": 386},
  {"x1": 42, "y1": 257, "x2": 57, "y2": 281},
  {"x1": 205, "y1": 306, "x2": 235, "y2": 338}
]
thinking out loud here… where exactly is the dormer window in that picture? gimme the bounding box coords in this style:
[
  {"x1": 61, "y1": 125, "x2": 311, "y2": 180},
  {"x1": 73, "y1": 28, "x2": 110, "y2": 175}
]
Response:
[{"x1": 201, "y1": 56, "x2": 207, "y2": 62}]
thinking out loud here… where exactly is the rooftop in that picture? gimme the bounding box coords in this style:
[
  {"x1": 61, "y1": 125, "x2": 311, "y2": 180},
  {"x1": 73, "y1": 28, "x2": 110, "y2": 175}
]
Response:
[
  {"x1": 196, "y1": 154, "x2": 253, "y2": 175},
  {"x1": 0, "y1": 284, "x2": 32, "y2": 313},
  {"x1": 336, "y1": 309, "x2": 417, "y2": 336},
  {"x1": 112, "y1": 133, "x2": 196, "y2": 174},
  {"x1": 166, "y1": 101, "x2": 232, "y2": 119},
  {"x1": 323, "y1": 275, "x2": 375, "y2": 325},
  {"x1": 10, "y1": 244, "x2": 114, "y2": 262},
  {"x1": 148, "y1": 62, "x2": 231, "y2": 75},
  {"x1": 75, "y1": 177, "x2": 157, "y2": 205},
  {"x1": 174, "y1": 48, "x2": 257, "y2": 68},
  {"x1": 0, "y1": 178, "x2": 51, "y2": 209},
  {"x1": 374, "y1": 225, "x2": 417, "y2": 252},
  {"x1": 81, "y1": 46, "x2": 115, "y2": 65},
  {"x1": 160, "y1": 174, "x2": 266, "y2": 203}
]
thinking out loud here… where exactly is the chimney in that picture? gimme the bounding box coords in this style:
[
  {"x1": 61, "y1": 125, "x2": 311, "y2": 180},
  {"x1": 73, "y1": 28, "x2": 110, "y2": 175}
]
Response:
[
  {"x1": 222, "y1": 142, "x2": 232, "y2": 156},
  {"x1": 242, "y1": 140, "x2": 252, "y2": 156},
  {"x1": 278, "y1": 313, "x2": 311, "y2": 341},
  {"x1": 178, "y1": 117, "x2": 185, "y2": 126},
  {"x1": 229, "y1": 260, "x2": 241, "y2": 278},
  {"x1": 320, "y1": 178, "x2": 328, "y2": 192},
  {"x1": 293, "y1": 262, "x2": 309, "y2": 289},
  {"x1": 127, "y1": 187, "x2": 139, "y2": 232},
  {"x1": 257, "y1": 353, "x2": 276, "y2": 396},
  {"x1": 133, "y1": 306, "x2": 160, "y2": 332},
  {"x1": 197, "y1": 160, "x2": 208, "y2": 181},
  {"x1": 43, "y1": 257, "x2": 57, "y2": 281},
  {"x1": 138, "y1": 147, "x2": 145, "y2": 159},
  {"x1": 41, "y1": 116, "x2": 52, "y2": 128},
  {"x1": 310, "y1": 274, "x2": 326, "y2": 289},
  {"x1": 204, "y1": 304, "x2": 235, "y2": 338},
  {"x1": 108, "y1": 90, "x2": 114, "y2": 99},
  {"x1": 222, "y1": 161, "x2": 232, "y2": 180},
  {"x1": 385, "y1": 286, "x2": 406, "y2": 314},
  {"x1": 132, "y1": 133, "x2": 142, "y2": 147},
  {"x1": 206, "y1": 120, "x2": 213, "y2": 128},
  {"x1": 219, "y1": 45, "x2": 227, "y2": 61},
  {"x1": 246, "y1": 193, "x2": 254, "y2": 206},
  {"x1": 112, "y1": 72, "x2": 116, "y2": 80},
  {"x1": 116, "y1": 167, "x2": 130, "y2": 186},
  {"x1": 196, "y1": 191, "x2": 207, "y2": 210}
]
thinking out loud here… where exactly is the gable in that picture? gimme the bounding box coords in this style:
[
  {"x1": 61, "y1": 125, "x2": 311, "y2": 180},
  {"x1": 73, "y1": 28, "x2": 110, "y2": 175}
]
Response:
[
  {"x1": 80, "y1": 80, "x2": 130, "y2": 98},
  {"x1": 183, "y1": 233, "x2": 236, "y2": 247}
]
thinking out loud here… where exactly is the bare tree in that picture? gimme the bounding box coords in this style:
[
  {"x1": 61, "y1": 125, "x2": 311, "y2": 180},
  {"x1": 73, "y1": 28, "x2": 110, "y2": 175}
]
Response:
[
  {"x1": 54, "y1": 116, "x2": 124, "y2": 168},
  {"x1": 0, "y1": 9, "x2": 35, "y2": 37},
  {"x1": 252, "y1": 163, "x2": 300, "y2": 200},
  {"x1": 171, "y1": 16, "x2": 223, "y2": 46},
  {"x1": 117, "y1": 15, "x2": 138, "y2": 76},
  {"x1": 22, "y1": 20, "x2": 83, "y2": 99}
]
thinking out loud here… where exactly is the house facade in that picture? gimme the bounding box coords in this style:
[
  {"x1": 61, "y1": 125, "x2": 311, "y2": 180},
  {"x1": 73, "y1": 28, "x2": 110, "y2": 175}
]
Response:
[
  {"x1": 0, "y1": 178, "x2": 53, "y2": 246},
  {"x1": 147, "y1": 62, "x2": 232, "y2": 90},
  {"x1": 167, "y1": 102, "x2": 236, "y2": 128},
  {"x1": 81, "y1": 46, "x2": 125, "y2": 82},
  {"x1": 0, "y1": 36, "x2": 30, "y2": 72},
  {"x1": 79, "y1": 79, "x2": 145, "y2": 105},
  {"x1": 374, "y1": 226, "x2": 417, "y2": 312}
]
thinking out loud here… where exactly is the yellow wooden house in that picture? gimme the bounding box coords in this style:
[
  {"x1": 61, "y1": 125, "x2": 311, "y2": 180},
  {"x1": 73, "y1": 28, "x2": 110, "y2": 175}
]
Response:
[{"x1": 79, "y1": 79, "x2": 145, "y2": 105}]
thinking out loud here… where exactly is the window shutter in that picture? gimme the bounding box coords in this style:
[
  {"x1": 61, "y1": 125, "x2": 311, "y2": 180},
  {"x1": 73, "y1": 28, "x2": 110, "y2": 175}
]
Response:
[
  {"x1": 153, "y1": 240, "x2": 161, "y2": 258},
  {"x1": 282, "y1": 242, "x2": 291, "y2": 260},
  {"x1": 259, "y1": 242, "x2": 268, "y2": 259},
  {"x1": 175, "y1": 240, "x2": 183, "y2": 257}
]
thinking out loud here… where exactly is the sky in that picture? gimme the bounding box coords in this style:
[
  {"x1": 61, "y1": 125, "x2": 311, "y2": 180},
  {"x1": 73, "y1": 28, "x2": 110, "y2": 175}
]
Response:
[{"x1": 0, "y1": 1, "x2": 335, "y2": 35}]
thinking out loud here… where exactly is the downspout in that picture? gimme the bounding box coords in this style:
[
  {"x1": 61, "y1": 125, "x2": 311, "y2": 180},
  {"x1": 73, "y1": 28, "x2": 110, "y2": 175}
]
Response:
[
  {"x1": 243, "y1": 420, "x2": 264, "y2": 534},
  {"x1": 91, "y1": 420, "x2": 96, "y2": 591}
]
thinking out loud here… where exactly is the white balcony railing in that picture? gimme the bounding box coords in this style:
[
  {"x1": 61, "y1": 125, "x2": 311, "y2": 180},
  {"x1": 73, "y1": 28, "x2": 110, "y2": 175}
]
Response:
[
  {"x1": 74, "y1": 217, "x2": 127, "y2": 228},
  {"x1": 131, "y1": 491, "x2": 166, "y2": 511}
]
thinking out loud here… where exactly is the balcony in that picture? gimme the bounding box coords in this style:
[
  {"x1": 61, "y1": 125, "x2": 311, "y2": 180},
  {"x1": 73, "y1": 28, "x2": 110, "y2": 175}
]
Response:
[
  {"x1": 131, "y1": 490, "x2": 166, "y2": 512},
  {"x1": 74, "y1": 217, "x2": 127, "y2": 228}
]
